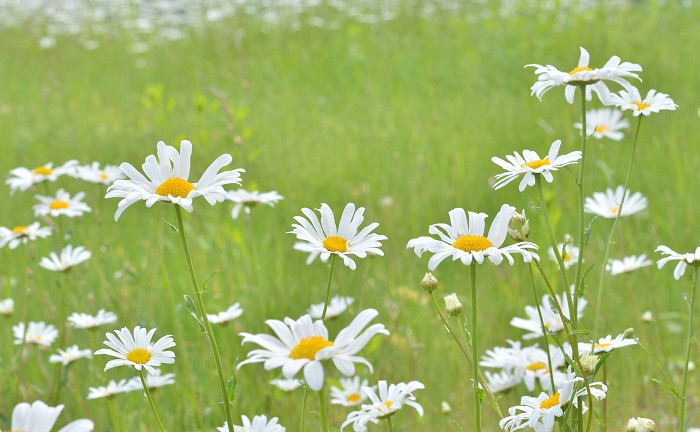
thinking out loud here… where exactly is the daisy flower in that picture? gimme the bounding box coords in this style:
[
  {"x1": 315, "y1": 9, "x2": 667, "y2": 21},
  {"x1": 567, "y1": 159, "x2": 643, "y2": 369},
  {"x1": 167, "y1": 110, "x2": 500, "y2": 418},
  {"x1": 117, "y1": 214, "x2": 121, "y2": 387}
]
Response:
[
  {"x1": 33, "y1": 189, "x2": 92, "y2": 218},
  {"x1": 269, "y1": 378, "x2": 304, "y2": 392},
  {"x1": 217, "y1": 415, "x2": 286, "y2": 432},
  {"x1": 67, "y1": 309, "x2": 118, "y2": 330},
  {"x1": 289, "y1": 203, "x2": 387, "y2": 270},
  {"x1": 74, "y1": 162, "x2": 125, "y2": 185},
  {"x1": 49, "y1": 345, "x2": 93, "y2": 365},
  {"x1": 584, "y1": 186, "x2": 647, "y2": 219},
  {"x1": 331, "y1": 376, "x2": 371, "y2": 406},
  {"x1": 579, "y1": 333, "x2": 637, "y2": 354},
  {"x1": 484, "y1": 370, "x2": 521, "y2": 393},
  {"x1": 309, "y1": 296, "x2": 354, "y2": 319},
  {"x1": 207, "y1": 302, "x2": 244, "y2": 325},
  {"x1": 0, "y1": 297, "x2": 14, "y2": 316},
  {"x1": 341, "y1": 380, "x2": 425, "y2": 431},
  {"x1": 491, "y1": 140, "x2": 582, "y2": 192},
  {"x1": 6, "y1": 160, "x2": 78, "y2": 194},
  {"x1": 526, "y1": 46, "x2": 642, "y2": 105},
  {"x1": 656, "y1": 245, "x2": 700, "y2": 280},
  {"x1": 547, "y1": 243, "x2": 582, "y2": 269},
  {"x1": 238, "y1": 309, "x2": 389, "y2": 391},
  {"x1": 95, "y1": 326, "x2": 176, "y2": 374},
  {"x1": 511, "y1": 293, "x2": 587, "y2": 339},
  {"x1": 0, "y1": 222, "x2": 52, "y2": 249},
  {"x1": 6, "y1": 400, "x2": 94, "y2": 432},
  {"x1": 611, "y1": 87, "x2": 678, "y2": 116},
  {"x1": 39, "y1": 245, "x2": 91, "y2": 272},
  {"x1": 13, "y1": 321, "x2": 59, "y2": 347},
  {"x1": 227, "y1": 189, "x2": 284, "y2": 219},
  {"x1": 573, "y1": 108, "x2": 629, "y2": 141},
  {"x1": 129, "y1": 369, "x2": 176, "y2": 389},
  {"x1": 87, "y1": 379, "x2": 135, "y2": 399},
  {"x1": 106, "y1": 140, "x2": 244, "y2": 221},
  {"x1": 480, "y1": 341, "x2": 566, "y2": 393},
  {"x1": 407, "y1": 204, "x2": 539, "y2": 270},
  {"x1": 607, "y1": 254, "x2": 652, "y2": 275}
]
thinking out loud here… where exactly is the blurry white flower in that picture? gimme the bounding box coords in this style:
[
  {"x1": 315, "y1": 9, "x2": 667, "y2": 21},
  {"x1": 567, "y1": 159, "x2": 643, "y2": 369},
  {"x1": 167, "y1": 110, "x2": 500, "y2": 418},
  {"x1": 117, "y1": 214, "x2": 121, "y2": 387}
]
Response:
[
  {"x1": 574, "y1": 108, "x2": 629, "y2": 141},
  {"x1": 1, "y1": 298, "x2": 15, "y2": 316},
  {"x1": 6, "y1": 161, "x2": 77, "y2": 194},
  {"x1": 656, "y1": 245, "x2": 700, "y2": 280},
  {"x1": 641, "y1": 311, "x2": 653, "y2": 322},
  {"x1": 483, "y1": 370, "x2": 521, "y2": 393},
  {"x1": 0, "y1": 222, "x2": 52, "y2": 249},
  {"x1": 218, "y1": 415, "x2": 286, "y2": 432},
  {"x1": 226, "y1": 189, "x2": 283, "y2": 219},
  {"x1": 49, "y1": 345, "x2": 93, "y2": 365},
  {"x1": 39, "y1": 35, "x2": 56, "y2": 49},
  {"x1": 626, "y1": 417, "x2": 656, "y2": 432},
  {"x1": 7, "y1": 400, "x2": 93, "y2": 431},
  {"x1": 440, "y1": 401, "x2": 452, "y2": 414},
  {"x1": 87, "y1": 379, "x2": 135, "y2": 399},
  {"x1": 75, "y1": 162, "x2": 124, "y2": 185},
  {"x1": 34, "y1": 189, "x2": 92, "y2": 218},
  {"x1": 13, "y1": 321, "x2": 59, "y2": 347},
  {"x1": 607, "y1": 254, "x2": 653, "y2": 275},
  {"x1": 584, "y1": 186, "x2": 647, "y2": 219},
  {"x1": 611, "y1": 87, "x2": 678, "y2": 116},
  {"x1": 308, "y1": 296, "x2": 354, "y2": 319},
  {"x1": 331, "y1": 376, "x2": 370, "y2": 406},
  {"x1": 269, "y1": 378, "x2": 303, "y2": 392},
  {"x1": 39, "y1": 245, "x2": 91, "y2": 272},
  {"x1": 341, "y1": 380, "x2": 424, "y2": 431},
  {"x1": 129, "y1": 369, "x2": 175, "y2": 389},
  {"x1": 68, "y1": 309, "x2": 118, "y2": 330},
  {"x1": 95, "y1": 326, "x2": 175, "y2": 374},
  {"x1": 443, "y1": 293, "x2": 463, "y2": 316},
  {"x1": 547, "y1": 243, "x2": 582, "y2": 269},
  {"x1": 207, "y1": 302, "x2": 244, "y2": 325},
  {"x1": 511, "y1": 293, "x2": 587, "y2": 339},
  {"x1": 579, "y1": 334, "x2": 638, "y2": 354}
]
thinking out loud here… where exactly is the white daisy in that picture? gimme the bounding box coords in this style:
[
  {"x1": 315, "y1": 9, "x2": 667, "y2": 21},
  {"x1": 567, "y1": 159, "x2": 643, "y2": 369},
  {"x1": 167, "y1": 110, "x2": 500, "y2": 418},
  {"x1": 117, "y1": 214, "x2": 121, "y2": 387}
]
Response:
[
  {"x1": 67, "y1": 309, "x2": 118, "y2": 330},
  {"x1": 87, "y1": 379, "x2": 135, "y2": 399},
  {"x1": 39, "y1": 245, "x2": 91, "y2": 272},
  {"x1": 484, "y1": 370, "x2": 521, "y2": 393},
  {"x1": 6, "y1": 160, "x2": 78, "y2": 194},
  {"x1": 607, "y1": 254, "x2": 652, "y2": 275},
  {"x1": 94, "y1": 326, "x2": 176, "y2": 374},
  {"x1": 331, "y1": 376, "x2": 371, "y2": 406},
  {"x1": 611, "y1": 87, "x2": 678, "y2": 116},
  {"x1": 579, "y1": 334, "x2": 637, "y2": 354},
  {"x1": 33, "y1": 189, "x2": 92, "y2": 218},
  {"x1": 74, "y1": 162, "x2": 125, "y2": 185},
  {"x1": 341, "y1": 380, "x2": 424, "y2": 431},
  {"x1": 293, "y1": 241, "x2": 322, "y2": 265},
  {"x1": 526, "y1": 46, "x2": 642, "y2": 105},
  {"x1": 491, "y1": 140, "x2": 582, "y2": 191},
  {"x1": 129, "y1": 369, "x2": 176, "y2": 389},
  {"x1": 0, "y1": 297, "x2": 14, "y2": 316},
  {"x1": 584, "y1": 186, "x2": 648, "y2": 219},
  {"x1": 480, "y1": 341, "x2": 566, "y2": 393},
  {"x1": 6, "y1": 400, "x2": 94, "y2": 432},
  {"x1": 289, "y1": 203, "x2": 387, "y2": 270},
  {"x1": 49, "y1": 345, "x2": 93, "y2": 365},
  {"x1": 407, "y1": 204, "x2": 539, "y2": 270},
  {"x1": 573, "y1": 108, "x2": 629, "y2": 141},
  {"x1": 0, "y1": 222, "x2": 52, "y2": 249},
  {"x1": 238, "y1": 309, "x2": 389, "y2": 391},
  {"x1": 227, "y1": 189, "x2": 284, "y2": 219},
  {"x1": 547, "y1": 243, "x2": 582, "y2": 269},
  {"x1": 218, "y1": 415, "x2": 286, "y2": 432},
  {"x1": 269, "y1": 378, "x2": 303, "y2": 392},
  {"x1": 309, "y1": 296, "x2": 354, "y2": 319},
  {"x1": 656, "y1": 245, "x2": 700, "y2": 280},
  {"x1": 13, "y1": 321, "x2": 59, "y2": 347},
  {"x1": 511, "y1": 293, "x2": 587, "y2": 339},
  {"x1": 106, "y1": 140, "x2": 244, "y2": 221},
  {"x1": 207, "y1": 302, "x2": 244, "y2": 325}
]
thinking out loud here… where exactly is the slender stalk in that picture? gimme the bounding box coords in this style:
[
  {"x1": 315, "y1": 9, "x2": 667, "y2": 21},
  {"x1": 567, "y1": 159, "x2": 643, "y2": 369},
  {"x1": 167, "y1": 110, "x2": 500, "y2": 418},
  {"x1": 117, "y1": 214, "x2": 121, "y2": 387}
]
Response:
[
  {"x1": 572, "y1": 86, "x2": 588, "y2": 328},
  {"x1": 593, "y1": 116, "x2": 643, "y2": 341},
  {"x1": 601, "y1": 363, "x2": 608, "y2": 432},
  {"x1": 174, "y1": 207, "x2": 235, "y2": 432},
  {"x1": 679, "y1": 266, "x2": 699, "y2": 432},
  {"x1": 636, "y1": 339, "x2": 677, "y2": 397},
  {"x1": 318, "y1": 386, "x2": 329, "y2": 432},
  {"x1": 386, "y1": 417, "x2": 395, "y2": 432},
  {"x1": 321, "y1": 255, "x2": 337, "y2": 320},
  {"x1": 139, "y1": 369, "x2": 166, "y2": 432},
  {"x1": 469, "y1": 265, "x2": 482, "y2": 432},
  {"x1": 107, "y1": 397, "x2": 125, "y2": 432},
  {"x1": 528, "y1": 264, "x2": 556, "y2": 391},
  {"x1": 300, "y1": 386, "x2": 309, "y2": 432}
]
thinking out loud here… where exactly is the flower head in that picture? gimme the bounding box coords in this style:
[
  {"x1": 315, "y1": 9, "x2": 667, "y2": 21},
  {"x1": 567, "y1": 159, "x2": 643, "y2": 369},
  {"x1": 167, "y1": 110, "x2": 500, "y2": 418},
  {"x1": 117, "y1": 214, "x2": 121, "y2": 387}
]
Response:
[
  {"x1": 289, "y1": 203, "x2": 387, "y2": 270},
  {"x1": 129, "y1": 369, "x2": 176, "y2": 389},
  {"x1": 75, "y1": 162, "x2": 125, "y2": 184},
  {"x1": 656, "y1": 245, "x2": 700, "y2": 280},
  {"x1": 492, "y1": 140, "x2": 582, "y2": 191},
  {"x1": 87, "y1": 379, "x2": 135, "y2": 399},
  {"x1": 574, "y1": 108, "x2": 630, "y2": 141},
  {"x1": 308, "y1": 296, "x2": 354, "y2": 319},
  {"x1": 34, "y1": 189, "x2": 92, "y2": 218},
  {"x1": 6, "y1": 400, "x2": 94, "y2": 432},
  {"x1": 341, "y1": 380, "x2": 424, "y2": 431},
  {"x1": 49, "y1": 345, "x2": 93, "y2": 365},
  {"x1": 0, "y1": 297, "x2": 14, "y2": 316},
  {"x1": 0, "y1": 222, "x2": 52, "y2": 249},
  {"x1": 68, "y1": 309, "x2": 118, "y2": 330},
  {"x1": 407, "y1": 204, "x2": 539, "y2": 270},
  {"x1": 218, "y1": 415, "x2": 286, "y2": 432},
  {"x1": 39, "y1": 245, "x2": 91, "y2": 272},
  {"x1": 611, "y1": 87, "x2": 678, "y2": 116},
  {"x1": 13, "y1": 321, "x2": 59, "y2": 347},
  {"x1": 95, "y1": 326, "x2": 176, "y2": 374},
  {"x1": 227, "y1": 189, "x2": 283, "y2": 219},
  {"x1": 6, "y1": 160, "x2": 78, "y2": 194},
  {"x1": 106, "y1": 140, "x2": 244, "y2": 221},
  {"x1": 547, "y1": 243, "x2": 582, "y2": 269},
  {"x1": 579, "y1": 333, "x2": 638, "y2": 354},
  {"x1": 607, "y1": 254, "x2": 652, "y2": 275},
  {"x1": 331, "y1": 376, "x2": 371, "y2": 406},
  {"x1": 207, "y1": 302, "x2": 244, "y2": 325},
  {"x1": 269, "y1": 378, "x2": 303, "y2": 392},
  {"x1": 584, "y1": 186, "x2": 647, "y2": 219}
]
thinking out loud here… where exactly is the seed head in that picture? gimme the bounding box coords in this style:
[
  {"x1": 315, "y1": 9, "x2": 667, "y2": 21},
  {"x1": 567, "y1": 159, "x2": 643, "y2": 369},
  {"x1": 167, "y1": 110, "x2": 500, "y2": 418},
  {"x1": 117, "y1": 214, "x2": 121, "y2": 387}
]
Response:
[{"x1": 421, "y1": 272, "x2": 439, "y2": 293}]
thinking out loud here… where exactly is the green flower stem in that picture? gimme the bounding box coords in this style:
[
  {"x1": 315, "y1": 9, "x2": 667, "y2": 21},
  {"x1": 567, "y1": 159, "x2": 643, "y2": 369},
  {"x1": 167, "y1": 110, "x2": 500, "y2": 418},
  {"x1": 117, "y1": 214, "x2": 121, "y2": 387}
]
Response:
[
  {"x1": 601, "y1": 363, "x2": 608, "y2": 432},
  {"x1": 427, "y1": 292, "x2": 503, "y2": 417},
  {"x1": 469, "y1": 265, "x2": 482, "y2": 432},
  {"x1": 318, "y1": 386, "x2": 329, "y2": 432},
  {"x1": 679, "y1": 266, "x2": 699, "y2": 432},
  {"x1": 386, "y1": 417, "x2": 395, "y2": 432},
  {"x1": 174, "y1": 206, "x2": 235, "y2": 432},
  {"x1": 139, "y1": 369, "x2": 166, "y2": 432},
  {"x1": 592, "y1": 116, "x2": 643, "y2": 341},
  {"x1": 572, "y1": 86, "x2": 589, "y2": 328},
  {"x1": 528, "y1": 264, "x2": 556, "y2": 391},
  {"x1": 107, "y1": 397, "x2": 125, "y2": 432},
  {"x1": 300, "y1": 386, "x2": 309, "y2": 432},
  {"x1": 321, "y1": 255, "x2": 337, "y2": 320}
]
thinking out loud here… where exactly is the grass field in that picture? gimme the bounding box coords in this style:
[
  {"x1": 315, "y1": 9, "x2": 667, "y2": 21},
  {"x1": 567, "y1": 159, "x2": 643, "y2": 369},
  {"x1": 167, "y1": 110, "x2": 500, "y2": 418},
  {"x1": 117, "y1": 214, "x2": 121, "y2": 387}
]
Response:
[{"x1": 1, "y1": 1, "x2": 699, "y2": 430}]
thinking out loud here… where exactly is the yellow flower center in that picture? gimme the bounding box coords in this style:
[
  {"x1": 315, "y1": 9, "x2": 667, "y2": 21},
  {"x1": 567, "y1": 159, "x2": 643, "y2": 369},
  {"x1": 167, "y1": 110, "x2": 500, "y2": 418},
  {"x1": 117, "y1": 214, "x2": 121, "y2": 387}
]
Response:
[
  {"x1": 49, "y1": 200, "x2": 69, "y2": 210},
  {"x1": 633, "y1": 101, "x2": 651, "y2": 111},
  {"x1": 539, "y1": 392, "x2": 561, "y2": 409},
  {"x1": 526, "y1": 362, "x2": 549, "y2": 372},
  {"x1": 12, "y1": 226, "x2": 28, "y2": 235},
  {"x1": 154, "y1": 177, "x2": 195, "y2": 198},
  {"x1": 347, "y1": 394, "x2": 362, "y2": 404},
  {"x1": 33, "y1": 166, "x2": 53, "y2": 176},
  {"x1": 126, "y1": 348, "x2": 151, "y2": 364},
  {"x1": 521, "y1": 158, "x2": 551, "y2": 169},
  {"x1": 323, "y1": 236, "x2": 348, "y2": 253},
  {"x1": 594, "y1": 125, "x2": 609, "y2": 134},
  {"x1": 609, "y1": 207, "x2": 619, "y2": 216},
  {"x1": 99, "y1": 172, "x2": 109, "y2": 181},
  {"x1": 28, "y1": 334, "x2": 42, "y2": 342},
  {"x1": 288, "y1": 336, "x2": 334, "y2": 360},
  {"x1": 564, "y1": 253, "x2": 573, "y2": 262},
  {"x1": 384, "y1": 401, "x2": 394, "y2": 410},
  {"x1": 594, "y1": 342, "x2": 612, "y2": 350},
  {"x1": 569, "y1": 66, "x2": 593, "y2": 75},
  {"x1": 452, "y1": 235, "x2": 493, "y2": 252}
]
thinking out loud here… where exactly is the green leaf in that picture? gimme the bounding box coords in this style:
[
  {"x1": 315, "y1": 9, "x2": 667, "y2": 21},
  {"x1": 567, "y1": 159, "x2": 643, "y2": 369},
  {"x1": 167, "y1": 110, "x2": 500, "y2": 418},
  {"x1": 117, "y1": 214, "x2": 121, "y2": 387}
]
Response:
[
  {"x1": 650, "y1": 378, "x2": 681, "y2": 399},
  {"x1": 161, "y1": 217, "x2": 179, "y2": 232}
]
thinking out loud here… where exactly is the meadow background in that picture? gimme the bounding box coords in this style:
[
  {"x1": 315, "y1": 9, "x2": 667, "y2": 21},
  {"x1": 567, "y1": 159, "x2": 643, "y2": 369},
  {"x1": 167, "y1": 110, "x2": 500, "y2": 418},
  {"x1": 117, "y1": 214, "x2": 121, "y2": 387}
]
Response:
[{"x1": 1, "y1": 0, "x2": 699, "y2": 430}]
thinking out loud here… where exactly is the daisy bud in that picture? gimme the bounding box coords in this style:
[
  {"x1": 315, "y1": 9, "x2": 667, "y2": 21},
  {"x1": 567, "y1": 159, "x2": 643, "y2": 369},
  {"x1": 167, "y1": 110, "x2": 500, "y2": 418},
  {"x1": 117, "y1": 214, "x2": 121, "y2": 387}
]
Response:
[
  {"x1": 0, "y1": 298, "x2": 14, "y2": 317},
  {"x1": 579, "y1": 352, "x2": 599, "y2": 376},
  {"x1": 626, "y1": 417, "x2": 656, "y2": 432},
  {"x1": 507, "y1": 210, "x2": 530, "y2": 241},
  {"x1": 421, "y1": 272, "x2": 438, "y2": 293},
  {"x1": 641, "y1": 311, "x2": 653, "y2": 323},
  {"x1": 623, "y1": 328, "x2": 636, "y2": 339},
  {"x1": 440, "y1": 401, "x2": 452, "y2": 414},
  {"x1": 444, "y1": 293, "x2": 463, "y2": 316}
]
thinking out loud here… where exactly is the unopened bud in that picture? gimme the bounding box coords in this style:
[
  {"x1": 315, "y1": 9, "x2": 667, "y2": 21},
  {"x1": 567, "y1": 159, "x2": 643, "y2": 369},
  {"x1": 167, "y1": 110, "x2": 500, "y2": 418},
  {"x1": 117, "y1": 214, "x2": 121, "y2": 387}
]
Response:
[
  {"x1": 507, "y1": 210, "x2": 530, "y2": 241},
  {"x1": 0, "y1": 298, "x2": 14, "y2": 317},
  {"x1": 440, "y1": 401, "x2": 452, "y2": 414},
  {"x1": 626, "y1": 417, "x2": 656, "y2": 432},
  {"x1": 444, "y1": 293, "x2": 463, "y2": 316},
  {"x1": 641, "y1": 311, "x2": 653, "y2": 323},
  {"x1": 623, "y1": 328, "x2": 636, "y2": 339},
  {"x1": 579, "y1": 352, "x2": 599, "y2": 376},
  {"x1": 421, "y1": 272, "x2": 438, "y2": 293}
]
